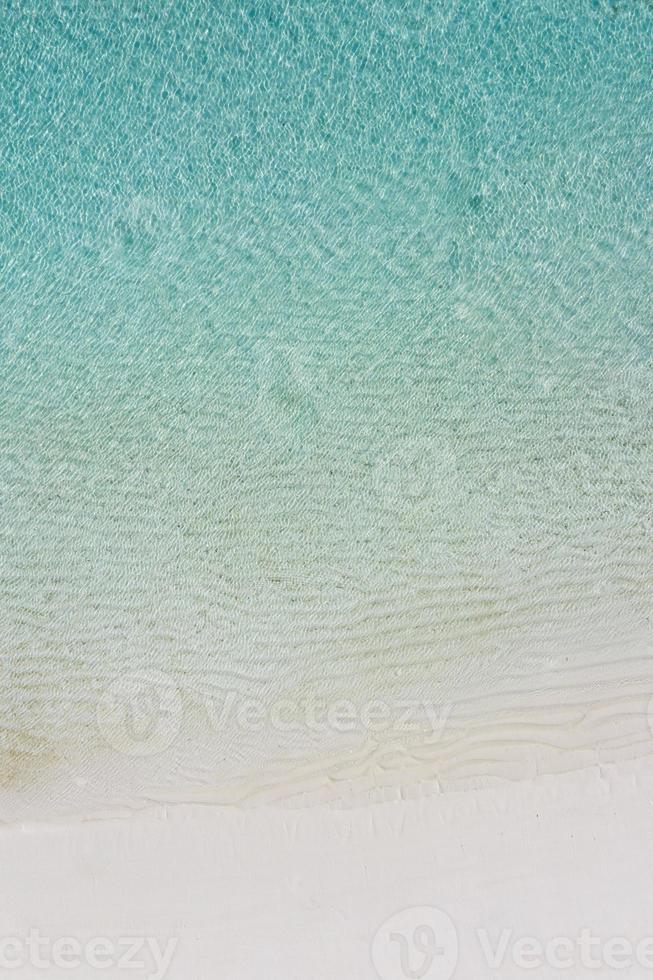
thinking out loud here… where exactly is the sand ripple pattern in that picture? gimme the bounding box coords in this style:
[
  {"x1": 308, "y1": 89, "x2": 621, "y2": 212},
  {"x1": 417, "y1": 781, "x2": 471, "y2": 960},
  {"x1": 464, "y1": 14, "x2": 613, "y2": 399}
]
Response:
[{"x1": 1, "y1": 0, "x2": 652, "y2": 815}]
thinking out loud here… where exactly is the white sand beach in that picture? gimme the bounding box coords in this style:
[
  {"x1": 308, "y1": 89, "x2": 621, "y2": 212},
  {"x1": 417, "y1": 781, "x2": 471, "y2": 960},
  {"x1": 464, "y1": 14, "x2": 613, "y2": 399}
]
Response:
[
  {"x1": 3, "y1": 753, "x2": 653, "y2": 979},
  {"x1": 2, "y1": 654, "x2": 653, "y2": 979}
]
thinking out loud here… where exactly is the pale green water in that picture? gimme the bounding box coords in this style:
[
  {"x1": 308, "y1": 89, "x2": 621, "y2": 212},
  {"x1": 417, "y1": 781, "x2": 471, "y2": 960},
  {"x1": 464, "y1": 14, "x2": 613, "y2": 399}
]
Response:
[{"x1": 1, "y1": 0, "x2": 652, "y2": 811}]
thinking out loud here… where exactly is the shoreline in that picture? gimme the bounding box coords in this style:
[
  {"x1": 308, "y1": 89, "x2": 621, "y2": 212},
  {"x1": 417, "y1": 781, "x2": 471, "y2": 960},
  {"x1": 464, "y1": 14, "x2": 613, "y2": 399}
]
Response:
[
  {"x1": 2, "y1": 656, "x2": 652, "y2": 977},
  {"x1": 2, "y1": 649, "x2": 652, "y2": 821},
  {"x1": 2, "y1": 754, "x2": 652, "y2": 978}
]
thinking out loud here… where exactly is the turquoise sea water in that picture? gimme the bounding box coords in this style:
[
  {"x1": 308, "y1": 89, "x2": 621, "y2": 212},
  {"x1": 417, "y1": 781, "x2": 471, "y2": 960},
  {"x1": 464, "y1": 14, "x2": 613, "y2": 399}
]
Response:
[{"x1": 1, "y1": 0, "x2": 652, "y2": 808}]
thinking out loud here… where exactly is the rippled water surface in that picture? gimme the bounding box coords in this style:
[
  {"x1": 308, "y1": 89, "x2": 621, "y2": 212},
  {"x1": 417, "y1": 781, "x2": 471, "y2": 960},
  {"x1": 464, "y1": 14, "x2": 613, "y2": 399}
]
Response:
[{"x1": 1, "y1": 0, "x2": 652, "y2": 809}]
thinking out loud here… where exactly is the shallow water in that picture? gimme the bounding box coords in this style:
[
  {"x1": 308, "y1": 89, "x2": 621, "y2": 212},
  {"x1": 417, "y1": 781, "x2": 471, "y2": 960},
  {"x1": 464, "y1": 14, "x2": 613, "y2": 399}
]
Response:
[{"x1": 1, "y1": 0, "x2": 652, "y2": 812}]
